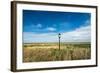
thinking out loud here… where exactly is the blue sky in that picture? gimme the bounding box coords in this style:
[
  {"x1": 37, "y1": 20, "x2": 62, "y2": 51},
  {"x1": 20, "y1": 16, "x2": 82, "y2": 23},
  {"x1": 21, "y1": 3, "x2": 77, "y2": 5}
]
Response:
[{"x1": 23, "y1": 10, "x2": 91, "y2": 43}]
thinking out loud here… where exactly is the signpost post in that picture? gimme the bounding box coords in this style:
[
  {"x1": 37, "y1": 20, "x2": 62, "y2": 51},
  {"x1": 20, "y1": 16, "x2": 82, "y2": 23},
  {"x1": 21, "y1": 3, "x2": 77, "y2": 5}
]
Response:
[{"x1": 58, "y1": 33, "x2": 61, "y2": 50}]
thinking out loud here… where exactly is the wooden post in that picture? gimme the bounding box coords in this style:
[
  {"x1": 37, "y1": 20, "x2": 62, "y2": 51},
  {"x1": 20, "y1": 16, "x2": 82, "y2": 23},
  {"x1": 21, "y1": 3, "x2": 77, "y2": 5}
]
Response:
[{"x1": 58, "y1": 33, "x2": 61, "y2": 50}]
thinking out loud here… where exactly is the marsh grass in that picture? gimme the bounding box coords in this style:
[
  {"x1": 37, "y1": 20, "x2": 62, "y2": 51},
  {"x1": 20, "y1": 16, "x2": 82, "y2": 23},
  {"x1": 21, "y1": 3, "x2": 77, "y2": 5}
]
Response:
[{"x1": 23, "y1": 43, "x2": 91, "y2": 62}]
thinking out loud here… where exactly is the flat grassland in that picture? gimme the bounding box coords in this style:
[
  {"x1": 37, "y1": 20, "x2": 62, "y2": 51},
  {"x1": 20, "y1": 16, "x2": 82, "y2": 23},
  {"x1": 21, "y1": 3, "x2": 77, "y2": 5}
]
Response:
[{"x1": 23, "y1": 43, "x2": 91, "y2": 62}]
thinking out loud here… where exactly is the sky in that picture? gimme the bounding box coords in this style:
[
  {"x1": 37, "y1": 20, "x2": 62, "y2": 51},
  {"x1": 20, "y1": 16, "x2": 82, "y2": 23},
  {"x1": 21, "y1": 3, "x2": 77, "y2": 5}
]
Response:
[{"x1": 23, "y1": 10, "x2": 91, "y2": 43}]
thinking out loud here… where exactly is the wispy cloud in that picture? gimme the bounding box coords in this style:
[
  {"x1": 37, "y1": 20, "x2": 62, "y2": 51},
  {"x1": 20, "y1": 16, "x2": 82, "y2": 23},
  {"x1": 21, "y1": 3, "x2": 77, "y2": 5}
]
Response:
[
  {"x1": 61, "y1": 25, "x2": 91, "y2": 42},
  {"x1": 23, "y1": 25, "x2": 91, "y2": 43},
  {"x1": 46, "y1": 27, "x2": 56, "y2": 31},
  {"x1": 23, "y1": 32, "x2": 58, "y2": 43},
  {"x1": 36, "y1": 23, "x2": 42, "y2": 28}
]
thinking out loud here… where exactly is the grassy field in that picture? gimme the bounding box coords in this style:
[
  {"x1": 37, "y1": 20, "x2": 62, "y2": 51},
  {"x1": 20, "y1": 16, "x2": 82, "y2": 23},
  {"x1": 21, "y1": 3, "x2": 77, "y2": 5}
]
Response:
[{"x1": 23, "y1": 43, "x2": 91, "y2": 62}]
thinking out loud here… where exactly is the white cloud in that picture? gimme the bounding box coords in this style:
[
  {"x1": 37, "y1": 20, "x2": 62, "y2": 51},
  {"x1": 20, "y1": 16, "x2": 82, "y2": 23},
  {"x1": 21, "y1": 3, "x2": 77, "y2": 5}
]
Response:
[
  {"x1": 84, "y1": 20, "x2": 90, "y2": 26},
  {"x1": 23, "y1": 32, "x2": 58, "y2": 43},
  {"x1": 23, "y1": 25, "x2": 91, "y2": 43},
  {"x1": 36, "y1": 23, "x2": 42, "y2": 28},
  {"x1": 61, "y1": 25, "x2": 91, "y2": 42},
  {"x1": 46, "y1": 27, "x2": 56, "y2": 31}
]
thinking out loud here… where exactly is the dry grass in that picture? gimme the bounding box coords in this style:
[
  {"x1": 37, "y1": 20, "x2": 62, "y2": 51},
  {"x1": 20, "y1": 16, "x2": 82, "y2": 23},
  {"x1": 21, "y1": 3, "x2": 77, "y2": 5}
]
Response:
[{"x1": 23, "y1": 43, "x2": 91, "y2": 62}]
